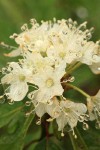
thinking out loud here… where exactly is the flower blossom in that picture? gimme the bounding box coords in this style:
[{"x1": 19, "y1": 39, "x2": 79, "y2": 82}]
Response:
[
  {"x1": 87, "y1": 90, "x2": 100, "y2": 128},
  {"x1": 55, "y1": 100, "x2": 87, "y2": 133},
  {"x1": 1, "y1": 62, "x2": 33, "y2": 101},
  {"x1": 1, "y1": 18, "x2": 100, "y2": 135}
]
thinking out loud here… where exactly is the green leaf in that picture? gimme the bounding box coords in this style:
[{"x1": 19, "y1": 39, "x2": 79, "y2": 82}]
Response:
[
  {"x1": 34, "y1": 137, "x2": 64, "y2": 150},
  {"x1": 0, "y1": 102, "x2": 35, "y2": 150},
  {"x1": 0, "y1": 103, "x2": 23, "y2": 128},
  {"x1": 78, "y1": 123, "x2": 100, "y2": 150},
  {"x1": 19, "y1": 113, "x2": 35, "y2": 150},
  {"x1": 68, "y1": 128, "x2": 88, "y2": 150}
]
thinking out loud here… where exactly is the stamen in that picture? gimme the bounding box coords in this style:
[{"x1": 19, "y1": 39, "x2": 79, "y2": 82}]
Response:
[
  {"x1": 72, "y1": 129, "x2": 77, "y2": 139},
  {"x1": 61, "y1": 130, "x2": 64, "y2": 137},
  {"x1": 47, "y1": 118, "x2": 54, "y2": 122},
  {"x1": 36, "y1": 118, "x2": 41, "y2": 125}
]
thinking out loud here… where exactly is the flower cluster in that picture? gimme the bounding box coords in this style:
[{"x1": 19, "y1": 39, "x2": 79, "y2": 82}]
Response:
[{"x1": 1, "y1": 19, "x2": 100, "y2": 136}]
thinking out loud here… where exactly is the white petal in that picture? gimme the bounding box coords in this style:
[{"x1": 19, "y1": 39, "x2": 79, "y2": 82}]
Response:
[
  {"x1": 35, "y1": 103, "x2": 46, "y2": 117},
  {"x1": 56, "y1": 113, "x2": 68, "y2": 131},
  {"x1": 9, "y1": 82, "x2": 28, "y2": 101},
  {"x1": 1, "y1": 73, "x2": 13, "y2": 84},
  {"x1": 95, "y1": 89, "x2": 100, "y2": 98},
  {"x1": 4, "y1": 48, "x2": 21, "y2": 57},
  {"x1": 74, "y1": 103, "x2": 87, "y2": 114},
  {"x1": 68, "y1": 112, "x2": 78, "y2": 128},
  {"x1": 90, "y1": 63, "x2": 100, "y2": 74}
]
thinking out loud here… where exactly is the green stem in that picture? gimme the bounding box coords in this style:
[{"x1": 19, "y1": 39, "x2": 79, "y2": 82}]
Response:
[
  {"x1": 66, "y1": 83, "x2": 91, "y2": 98},
  {"x1": 69, "y1": 132, "x2": 77, "y2": 150},
  {"x1": 66, "y1": 62, "x2": 78, "y2": 71},
  {"x1": 67, "y1": 62, "x2": 82, "y2": 75}
]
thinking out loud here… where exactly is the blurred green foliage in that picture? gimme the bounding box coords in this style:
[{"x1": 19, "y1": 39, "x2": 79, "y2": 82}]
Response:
[{"x1": 0, "y1": 0, "x2": 100, "y2": 150}]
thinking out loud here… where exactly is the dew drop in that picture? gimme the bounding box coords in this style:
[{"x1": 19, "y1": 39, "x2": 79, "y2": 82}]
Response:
[
  {"x1": 25, "y1": 101, "x2": 31, "y2": 106},
  {"x1": 83, "y1": 122, "x2": 89, "y2": 130},
  {"x1": 8, "y1": 101, "x2": 14, "y2": 105},
  {"x1": 79, "y1": 116, "x2": 84, "y2": 122},
  {"x1": 25, "y1": 112, "x2": 31, "y2": 117},
  {"x1": 84, "y1": 114, "x2": 90, "y2": 121},
  {"x1": 72, "y1": 129, "x2": 77, "y2": 139},
  {"x1": 47, "y1": 118, "x2": 54, "y2": 122},
  {"x1": 61, "y1": 132, "x2": 64, "y2": 137},
  {"x1": 36, "y1": 118, "x2": 41, "y2": 125},
  {"x1": 69, "y1": 76, "x2": 75, "y2": 82},
  {"x1": 74, "y1": 134, "x2": 77, "y2": 139},
  {"x1": 28, "y1": 92, "x2": 34, "y2": 100}
]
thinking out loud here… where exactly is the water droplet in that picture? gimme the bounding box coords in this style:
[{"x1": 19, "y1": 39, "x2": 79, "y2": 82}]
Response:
[
  {"x1": 61, "y1": 132, "x2": 64, "y2": 137},
  {"x1": 25, "y1": 112, "x2": 31, "y2": 117},
  {"x1": 83, "y1": 122, "x2": 89, "y2": 130},
  {"x1": 0, "y1": 95, "x2": 3, "y2": 99},
  {"x1": 79, "y1": 116, "x2": 84, "y2": 122},
  {"x1": 36, "y1": 118, "x2": 41, "y2": 125},
  {"x1": 28, "y1": 92, "x2": 34, "y2": 100},
  {"x1": 74, "y1": 134, "x2": 77, "y2": 139},
  {"x1": 25, "y1": 101, "x2": 31, "y2": 106},
  {"x1": 84, "y1": 114, "x2": 90, "y2": 121},
  {"x1": 8, "y1": 101, "x2": 14, "y2": 105},
  {"x1": 70, "y1": 76, "x2": 75, "y2": 82},
  {"x1": 47, "y1": 118, "x2": 54, "y2": 122},
  {"x1": 95, "y1": 121, "x2": 100, "y2": 129}
]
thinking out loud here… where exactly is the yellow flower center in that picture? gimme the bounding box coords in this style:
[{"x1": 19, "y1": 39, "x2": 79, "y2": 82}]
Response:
[
  {"x1": 46, "y1": 78, "x2": 54, "y2": 87},
  {"x1": 19, "y1": 74, "x2": 26, "y2": 81},
  {"x1": 59, "y1": 52, "x2": 66, "y2": 59}
]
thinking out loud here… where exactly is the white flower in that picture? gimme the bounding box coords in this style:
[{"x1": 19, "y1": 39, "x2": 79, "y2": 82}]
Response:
[
  {"x1": 32, "y1": 97, "x2": 60, "y2": 119},
  {"x1": 80, "y1": 41, "x2": 100, "y2": 65},
  {"x1": 9, "y1": 18, "x2": 96, "y2": 66},
  {"x1": 1, "y1": 18, "x2": 100, "y2": 133},
  {"x1": 22, "y1": 52, "x2": 53, "y2": 73},
  {"x1": 4, "y1": 48, "x2": 21, "y2": 57},
  {"x1": 46, "y1": 97, "x2": 60, "y2": 119},
  {"x1": 1, "y1": 62, "x2": 32, "y2": 101},
  {"x1": 32, "y1": 64, "x2": 66, "y2": 103},
  {"x1": 87, "y1": 90, "x2": 100, "y2": 122},
  {"x1": 56, "y1": 100, "x2": 87, "y2": 131}
]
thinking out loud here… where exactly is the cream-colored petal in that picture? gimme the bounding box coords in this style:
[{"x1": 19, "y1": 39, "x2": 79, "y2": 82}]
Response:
[
  {"x1": 9, "y1": 81, "x2": 28, "y2": 101},
  {"x1": 56, "y1": 113, "x2": 68, "y2": 131},
  {"x1": 90, "y1": 63, "x2": 100, "y2": 74},
  {"x1": 1, "y1": 73, "x2": 13, "y2": 84},
  {"x1": 35, "y1": 103, "x2": 46, "y2": 117}
]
